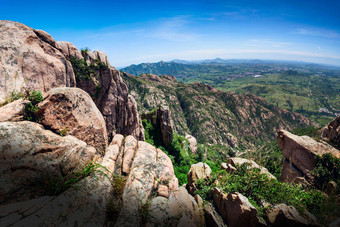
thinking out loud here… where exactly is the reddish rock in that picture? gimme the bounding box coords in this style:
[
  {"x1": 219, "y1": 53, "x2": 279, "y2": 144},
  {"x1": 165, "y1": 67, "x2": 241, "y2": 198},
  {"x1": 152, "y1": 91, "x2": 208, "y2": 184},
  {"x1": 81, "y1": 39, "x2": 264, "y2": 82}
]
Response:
[
  {"x1": 33, "y1": 29, "x2": 60, "y2": 49},
  {"x1": 221, "y1": 162, "x2": 237, "y2": 173},
  {"x1": 213, "y1": 188, "x2": 261, "y2": 227},
  {"x1": 75, "y1": 52, "x2": 144, "y2": 141},
  {"x1": 121, "y1": 135, "x2": 138, "y2": 175},
  {"x1": 0, "y1": 140, "x2": 116, "y2": 226},
  {"x1": 0, "y1": 98, "x2": 29, "y2": 122},
  {"x1": 185, "y1": 134, "x2": 197, "y2": 153},
  {"x1": 277, "y1": 130, "x2": 340, "y2": 183},
  {"x1": 280, "y1": 159, "x2": 310, "y2": 186},
  {"x1": 204, "y1": 203, "x2": 228, "y2": 227},
  {"x1": 57, "y1": 41, "x2": 83, "y2": 60},
  {"x1": 0, "y1": 20, "x2": 76, "y2": 103},
  {"x1": 115, "y1": 140, "x2": 179, "y2": 226},
  {"x1": 321, "y1": 115, "x2": 340, "y2": 149},
  {"x1": 266, "y1": 204, "x2": 319, "y2": 227},
  {"x1": 146, "y1": 187, "x2": 205, "y2": 226},
  {"x1": 37, "y1": 87, "x2": 108, "y2": 155},
  {"x1": 157, "y1": 184, "x2": 169, "y2": 198},
  {"x1": 141, "y1": 105, "x2": 174, "y2": 147}
]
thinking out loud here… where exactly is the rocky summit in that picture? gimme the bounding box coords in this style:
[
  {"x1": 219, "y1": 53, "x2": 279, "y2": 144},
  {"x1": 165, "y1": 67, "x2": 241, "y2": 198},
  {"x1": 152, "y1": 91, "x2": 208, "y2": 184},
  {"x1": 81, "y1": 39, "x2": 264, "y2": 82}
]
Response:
[{"x1": 0, "y1": 20, "x2": 340, "y2": 227}]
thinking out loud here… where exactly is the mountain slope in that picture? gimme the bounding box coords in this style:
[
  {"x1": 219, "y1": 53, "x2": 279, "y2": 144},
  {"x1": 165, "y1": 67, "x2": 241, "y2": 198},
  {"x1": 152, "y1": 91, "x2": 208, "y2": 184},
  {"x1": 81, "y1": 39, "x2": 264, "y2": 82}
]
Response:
[
  {"x1": 122, "y1": 73, "x2": 311, "y2": 148},
  {"x1": 121, "y1": 61, "x2": 340, "y2": 126}
]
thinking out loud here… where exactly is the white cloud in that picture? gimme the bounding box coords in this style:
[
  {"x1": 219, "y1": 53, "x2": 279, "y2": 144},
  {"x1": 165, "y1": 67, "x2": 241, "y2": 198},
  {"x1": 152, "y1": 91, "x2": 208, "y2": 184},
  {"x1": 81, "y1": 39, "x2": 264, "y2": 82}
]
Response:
[
  {"x1": 145, "y1": 16, "x2": 201, "y2": 42},
  {"x1": 296, "y1": 28, "x2": 340, "y2": 39},
  {"x1": 246, "y1": 39, "x2": 292, "y2": 48}
]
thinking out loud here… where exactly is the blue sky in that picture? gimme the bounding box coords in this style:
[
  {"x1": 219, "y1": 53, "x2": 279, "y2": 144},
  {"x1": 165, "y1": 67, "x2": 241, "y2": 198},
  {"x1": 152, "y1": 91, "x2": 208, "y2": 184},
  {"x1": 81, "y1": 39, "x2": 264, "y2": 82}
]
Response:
[{"x1": 2, "y1": 0, "x2": 340, "y2": 67}]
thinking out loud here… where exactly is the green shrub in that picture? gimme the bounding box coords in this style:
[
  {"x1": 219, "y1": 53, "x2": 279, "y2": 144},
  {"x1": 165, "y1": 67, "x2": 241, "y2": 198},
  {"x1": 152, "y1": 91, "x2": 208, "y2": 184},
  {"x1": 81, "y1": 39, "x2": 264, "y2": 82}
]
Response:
[
  {"x1": 67, "y1": 56, "x2": 108, "y2": 81},
  {"x1": 0, "y1": 90, "x2": 25, "y2": 107},
  {"x1": 112, "y1": 175, "x2": 127, "y2": 197},
  {"x1": 45, "y1": 161, "x2": 110, "y2": 196},
  {"x1": 195, "y1": 163, "x2": 325, "y2": 220},
  {"x1": 312, "y1": 153, "x2": 340, "y2": 192},
  {"x1": 292, "y1": 127, "x2": 320, "y2": 141},
  {"x1": 23, "y1": 90, "x2": 43, "y2": 122},
  {"x1": 59, "y1": 128, "x2": 67, "y2": 137}
]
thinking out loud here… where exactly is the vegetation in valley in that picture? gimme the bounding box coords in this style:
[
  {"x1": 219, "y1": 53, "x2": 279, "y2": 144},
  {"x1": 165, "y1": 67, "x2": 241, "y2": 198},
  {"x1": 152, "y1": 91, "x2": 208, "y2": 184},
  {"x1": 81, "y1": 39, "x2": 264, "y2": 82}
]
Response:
[
  {"x1": 312, "y1": 153, "x2": 340, "y2": 193},
  {"x1": 122, "y1": 61, "x2": 340, "y2": 126},
  {"x1": 123, "y1": 72, "x2": 311, "y2": 149},
  {"x1": 194, "y1": 163, "x2": 331, "y2": 224},
  {"x1": 143, "y1": 113, "x2": 228, "y2": 185}
]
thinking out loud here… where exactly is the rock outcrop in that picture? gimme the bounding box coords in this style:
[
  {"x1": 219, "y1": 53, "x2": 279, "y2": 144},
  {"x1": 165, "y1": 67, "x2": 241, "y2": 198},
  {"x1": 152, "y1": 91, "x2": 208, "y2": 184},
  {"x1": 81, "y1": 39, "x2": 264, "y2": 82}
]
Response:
[
  {"x1": 36, "y1": 87, "x2": 108, "y2": 155},
  {"x1": 0, "y1": 121, "x2": 97, "y2": 205},
  {"x1": 321, "y1": 115, "x2": 340, "y2": 149},
  {"x1": 107, "y1": 135, "x2": 204, "y2": 226},
  {"x1": 0, "y1": 98, "x2": 29, "y2": 122},
  {"x1": 213, "y1": 188, "x2": 261, "y2": 227},
  {"x1": 60, "y1": 45, "x2": 144, "y2": 141},
  {"x1": 0, "y1": 20, "x2": 76, "y2": 103},
  {"x1": 224, "y1": 157, "x2": 276, "y2": 180},
  {"x1": 185, "y1": 134, "x2": 197, "y2": 153},
  {"x1": 0, "y1": 20, "x2": 144, "y2": 142},
  {"x1": 0, "y1": 20, "x2": 204, "y2": 227},
  {"x1": 0, "y1": 126, "x2": 205, "y2": 226},
  {"x1": 204, "y1": 203, "x2": 228, "y2": 227},
  {"x1": 0, "y1": 137, "x2": 115, "y2": 226},
  {"x1": 266, "y1": 204, "x2": 319, "y2": 227},
  {"x1": 187, "y1": 162, "x2": 212, "y2": 195},
  {"x1": 277, "y1": 130, "x2": 340, "y2": 184},
  {"x1": 141, "y1": 105, "x2": 174, "y2": 147}
]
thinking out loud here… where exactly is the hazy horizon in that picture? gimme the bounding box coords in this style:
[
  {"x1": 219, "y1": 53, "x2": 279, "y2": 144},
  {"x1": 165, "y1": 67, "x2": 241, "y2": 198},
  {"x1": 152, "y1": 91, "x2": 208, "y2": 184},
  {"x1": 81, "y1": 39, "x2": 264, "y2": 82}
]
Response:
[{"x1": 2, "y1": 0, "x2": 340, "y2": 67}]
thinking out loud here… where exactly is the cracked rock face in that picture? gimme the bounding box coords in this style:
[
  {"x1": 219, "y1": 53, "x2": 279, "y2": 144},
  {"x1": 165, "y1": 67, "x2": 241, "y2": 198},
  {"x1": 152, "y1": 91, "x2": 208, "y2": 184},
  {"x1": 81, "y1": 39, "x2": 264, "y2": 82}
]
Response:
[
  {"x1": 0, "y1": 131, "x2": 204, "y2": 226},
  {"x1": 58, "y1": 42, "x2": 145, "y2": 141},
  {"x1": 0, "y1": 20, "x2": 76, "y2": 103}
]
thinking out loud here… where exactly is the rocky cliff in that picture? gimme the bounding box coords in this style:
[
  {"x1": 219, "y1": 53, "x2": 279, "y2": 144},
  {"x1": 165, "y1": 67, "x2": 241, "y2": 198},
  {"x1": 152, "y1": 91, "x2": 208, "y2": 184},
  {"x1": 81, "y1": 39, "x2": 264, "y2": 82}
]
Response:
[
  {"x1": 0, "y1": 20, "x2": 76, "y2": 103},
  {"x1": 0, "y1": 87, "x2": 203, "y2": 226},
  {"x1": 278, "y1": 129, "x2": 340, "y2": 185},
  {"x1": 0, "y1": 20, "x2": 144, "y2": 141},
  {"x1": 123, "y1": 72, "x2": 311, "y2": 148},
  {"x1": 321, "y1": 115, "x2": 340, "y2": 149},
  {"x1": 141, "y1": 105, "x2": 174, "y2": 147}
]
